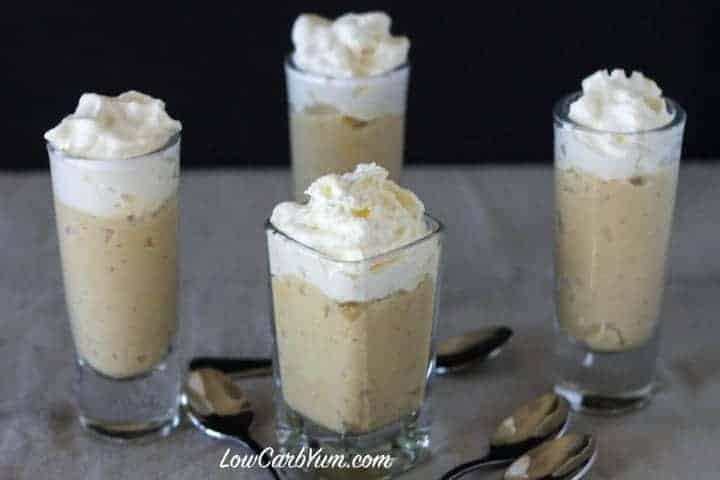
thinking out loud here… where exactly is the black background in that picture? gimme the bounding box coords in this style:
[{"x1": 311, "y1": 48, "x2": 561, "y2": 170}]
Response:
[{"x1": 2, "y1": 2, "x2": 718, "y2": 170}]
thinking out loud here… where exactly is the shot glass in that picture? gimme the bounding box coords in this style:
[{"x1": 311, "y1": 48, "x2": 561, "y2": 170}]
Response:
[
  {"x1": 48, "y1": 134, "x2": 183, "y2": 439},
  {"x1": 266, "y1": 215, "x2": 443, "y2": 476},
  {"x1": 552, "y1": 94, "x2": 686, "y2": 413},
  {"x1": 285, "y1": 58, "x2": 410, "y2": 200}
]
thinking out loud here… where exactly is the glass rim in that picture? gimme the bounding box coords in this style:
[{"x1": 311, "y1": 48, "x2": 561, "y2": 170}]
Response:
[
  {"x1": 46, "y1": 131, "x2": 181, "y2": 161},
  {"x1": 266, "y1": 213, "x2": 443, "y2": 265},
  {"x1": 284, "y1": 54, "x2": 410, "y2": 81},
  {"x1": 553, "y1": 92, "x2": 686, "y2": 136}
]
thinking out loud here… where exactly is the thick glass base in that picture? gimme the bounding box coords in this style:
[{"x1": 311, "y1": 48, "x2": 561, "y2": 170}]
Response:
[
  {"x1": 75, "y1": 351, "x2": 182, "y2": 442},
  {"x1": 554, "y1": 381, "x2": 653, "y2": 415},
  {"x1": 554, "y1": 328, "x2": 659, "y2": 415},
  {"x1": 275, "y1": 398, "x2": 431, "y2": 479},
  {"x1": 79, "y1": 411, "x2": 180, "y2": 442}
]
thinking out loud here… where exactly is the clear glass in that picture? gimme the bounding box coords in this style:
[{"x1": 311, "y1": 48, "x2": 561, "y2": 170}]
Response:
[
  {"x1": 552, "y1": 94, "x2": 686, "y2": 414},
  {"x1": 48, "y1": 134, "x2": 183, "y2": 439},
  {"x1": 285, "y1": 58, "x2": 410, "y2": 200},
  {"x1": 266, "y1": 215, "x2": 443, "y2": 477}
]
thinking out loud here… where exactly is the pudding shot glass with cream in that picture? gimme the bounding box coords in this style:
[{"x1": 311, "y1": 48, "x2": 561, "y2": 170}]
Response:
[
  {"x1": 46, "y1": 91, "x2": 184, "y2": 438},
  {"x1": 553, "y1": 70, "x2": 686, "y2": 414},
  {"x1": 286, "y1": 12, "x2": 410, "y2": 200},
  {"x1": 267, "y1": 164, "x2": 443, "y2": 475}
]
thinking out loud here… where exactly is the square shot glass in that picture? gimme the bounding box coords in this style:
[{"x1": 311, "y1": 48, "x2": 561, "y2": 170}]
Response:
[{"x1": 266, "y1": 214, "x2": 443, "y2": 476}]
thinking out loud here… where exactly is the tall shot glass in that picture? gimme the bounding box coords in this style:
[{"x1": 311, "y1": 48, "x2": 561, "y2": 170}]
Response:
[
  {"x1": 48, "y1": 134, "x2": 183, "y2": 439},
  {"x1": 286, "y1": 58, "x2": 410, "y2": 201},
  {"x1": 552, "y1": 94, "x2": 686, "y2": 414},
  {"x1": 266, "y1": 215, "x2": 443, "y2": 475}
]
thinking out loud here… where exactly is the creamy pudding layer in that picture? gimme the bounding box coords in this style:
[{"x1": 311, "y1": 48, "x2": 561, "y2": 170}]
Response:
[
  {"x1": 55, "y1": 196, "x2": 178, "y2": 378},
  {"x1": 269, "y1": 164, "x2": 439, "y2": 434},
  {"x1": 554, "y1": 69, "x2": 680, "y2": 352},
  {"x1": 554, "y1": 164, "x2": 678, "y2": 351},
  {"x1": 289, "y1": 110, "x2": 404, "y2": 202},
  {"x1": 272, "y1": 275, "x2": 434, "y2": 433}
]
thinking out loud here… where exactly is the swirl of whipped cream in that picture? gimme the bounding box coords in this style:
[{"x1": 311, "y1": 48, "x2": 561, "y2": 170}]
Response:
[
  {"x1": 558, "y1": 69, "x2": 682, "y2": 179},
  {"x1": 271, "y1": 163, "x2": 428, "y2": 261},
  {"x1": 291, "y1": 12, "x2": 409, "y2": 78},
  {"x1": 45, "y1": 90, "x2": 182, "y2": 160},
  {"x1": 569, "y1": 69, "x2": 672, "y2": 134},
  {"x1": 268, "y1": 164, "x2": 438, "y2": 302}
]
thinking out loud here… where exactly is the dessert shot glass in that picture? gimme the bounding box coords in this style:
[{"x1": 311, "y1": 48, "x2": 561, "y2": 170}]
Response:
[
  {"x1": 285, "y1": 58, "x2": 410, "y2": 201},
  {"x1": 552, "y1": 94, "x2": 686, "y2": 414},
  {"x1": 266, "y1": 214, "x2": 443, "y2": 476},
  {"x1": 48, "y1": 134, "x2": 183, "y2": 439}
]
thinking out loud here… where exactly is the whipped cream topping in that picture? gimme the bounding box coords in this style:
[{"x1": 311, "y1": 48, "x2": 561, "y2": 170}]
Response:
[
  {"x1": 49, "y1": 142, "x2": 180, "y2": 218},
  {"x1": 286, "y1": 59, "x2": 408, "y2": 121},
  {"x1": 569, "y1": 69, "x2": 672, "y2": 133},
  {"x1": 272, "y1": 163, "x2": 427, "y2": 260},
  {"x1": 287, "y1": 12, "x2": 410, "y2": 121},
  {"x1": 558, "y1": 69, "x2": 683, "y2": 179},
  {"x1": 292, "y1": 12, "x2": 409, "y2": 78},
  {"x1": 47, "y1": 91, "x2": 181, "y2": 218},
  {"x1": 268, "y1": 164, "x2": 439, "y2": 302},
  {"x1": 45, "y1": 91, "x2": 182, "y2": 160}
]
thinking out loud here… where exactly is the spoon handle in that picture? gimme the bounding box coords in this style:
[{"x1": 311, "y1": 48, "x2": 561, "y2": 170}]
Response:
[
  {"x1": 189, "y1": 357, "x2": 273, "y2": 377},
  {"x1": 439, "y1": 455, "x2": 511, "y2": 480},
  {"x1": 236, "y1": 435, "x2": 282, "y2": 480}
]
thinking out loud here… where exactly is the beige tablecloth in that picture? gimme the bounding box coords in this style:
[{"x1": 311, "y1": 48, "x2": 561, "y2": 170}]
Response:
[{"x1": 1, "y1": 165, "x2": 719, "y2": 479}]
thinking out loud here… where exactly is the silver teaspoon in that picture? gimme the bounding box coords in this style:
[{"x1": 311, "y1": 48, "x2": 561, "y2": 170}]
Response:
[
  {"x1": 435, "y1": 325, "x2": 513, "y2": 375},
  {"x1": 188, "y1": 325, "x2": 513, "y2": 378},
  {"x1": 504, "y1": 433, "x2": 597, "y2": 480},
  {"x1": 182, "y1": 368, "x2": 281, "y2": 480},
  {"x1": 189, "y1": 356, "x2": 273, "y2": 378},
  {"x1": 440, "y1": 392, "x2": 570, "y2": 480}
]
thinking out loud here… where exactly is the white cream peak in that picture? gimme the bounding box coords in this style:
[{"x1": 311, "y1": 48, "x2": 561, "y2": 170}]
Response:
[
  {"x1": 271, "y1": 163, "x2": 428, "y2": 261},
  {"x1": 569, "y1": 69, "x2": 672, "y2": 133},
  {"x1": 268, "y1": 163, "x2": 438, "y2": 303},
  {"x1": 291, "y1": 12, "x2": 409, "y2": 77},
  {"x1": 45, "y1": 90, "x2": 182, "y2": 160},
  {"x1": 557, "y1": 69, "x2": 681, "y2": 179}
]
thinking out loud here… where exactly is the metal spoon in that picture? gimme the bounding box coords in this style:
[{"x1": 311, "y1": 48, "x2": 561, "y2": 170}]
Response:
[
  {"x1": 188, "y1": 325, "x2": 513, "y2": 378},
  {"x1": 504, "y1": 433, "x2": 597, "y2": 480},
  {"x1": 440, "y1": 392, "x2": 570, "y2": 480},
  {"x1": 189, "y1": 356, "x2": 273, "y2": 378},
  {"x1": 182, "y1": 368, "x2": 282, "y2": 480},
  {"x1": 435, "y1": 325, "x2": 513, "y2": 375}
]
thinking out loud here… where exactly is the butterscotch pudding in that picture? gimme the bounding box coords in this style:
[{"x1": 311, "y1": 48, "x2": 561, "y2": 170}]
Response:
[
  {"x1": 554, "y1": 69, "x2": 685, "y2": 353},
  {"x1": 287, "y1": 12, "x2": 410, "y2": 200},
  {"x1": 54, "y1": 194, "x2": 178, "y2": 378},
  {"x1": 46, "y1": 91, "x2": 182, "y2": 379},
  {"x1": 555, "y1": 165, "x2": 678, "y2": 352},
  {"x1": 267, "y1": 164, "x2": 442, "y2": 440}
]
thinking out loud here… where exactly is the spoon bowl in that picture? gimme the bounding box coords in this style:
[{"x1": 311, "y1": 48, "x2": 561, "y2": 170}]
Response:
[
  {"x1": 488, "y1": 392, "x2": 570, "y2": 458},
  {"x1": 504, "y1": 433, "x2": 597, "y2": 480},
  {"x1": 182, "y1": 368, "x2": 281, "y2": 479},
  {"x1": 440, "y1": 392, "x2": 570, "y2": 480},
  {"x1": 435, "y1": 326, "x2": 514, "y2": 375}
]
